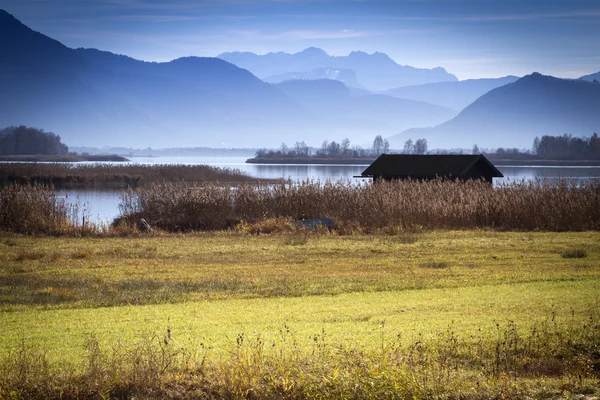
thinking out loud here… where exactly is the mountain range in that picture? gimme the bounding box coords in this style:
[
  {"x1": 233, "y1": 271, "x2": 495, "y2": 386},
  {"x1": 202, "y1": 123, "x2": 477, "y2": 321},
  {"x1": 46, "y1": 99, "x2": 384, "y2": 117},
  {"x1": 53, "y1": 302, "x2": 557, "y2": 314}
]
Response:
[
  {"x1": 384, "y1": 76, "x2": 520, "y2": 111},
  {"x1": 580, "y1": 71, "x2": 600, "y2": 82},
  {"x1": 389, "y1": 73, "x2": 600, "y2": 149},
  {"x1": 0, "y1": 10, "x2": 314, "y2": 147},
  {"x1": 273, "y1": 79, "x2": 456, "y2": 139},
  {"x1": 218, "y1": 47, "x2": 458, "y2": 91},
  {"x1": 2, "y1": 8, "x2": 599, "y2": 150},
  {"x1": 0, "y1": 10, "x2": 461, "y2": 148}
]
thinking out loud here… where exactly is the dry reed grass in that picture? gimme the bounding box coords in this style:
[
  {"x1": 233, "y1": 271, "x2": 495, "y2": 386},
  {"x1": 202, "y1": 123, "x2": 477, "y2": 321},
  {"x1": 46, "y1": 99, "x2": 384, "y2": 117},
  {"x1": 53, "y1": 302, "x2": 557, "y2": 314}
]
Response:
[
  {"x1": 0, "y1": 163, "x2": 262, "y2": 188},
  {"x1": 0, "y1": 183, "x2": 105, "y2": 235},
  {"x1": 119, "y1": 178, "x2": 600, "y2": 232}
]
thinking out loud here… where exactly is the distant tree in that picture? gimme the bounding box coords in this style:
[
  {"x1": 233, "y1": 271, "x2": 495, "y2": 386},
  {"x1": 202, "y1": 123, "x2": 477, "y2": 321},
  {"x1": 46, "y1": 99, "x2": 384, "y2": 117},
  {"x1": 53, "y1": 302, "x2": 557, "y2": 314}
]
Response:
[
  {"x1": 0, "y1": 125, "x2": 68, "y2": 155},
  {"x1": 341, "y1": 138, "x2": 351, "y2": 156},
  {"x1": 532, "y1": 136, "x2": 540, "y2": 155},
  {"x1": 472, "y1": 144, "x2": 480, "y2": 155},
  {"x1": 294, "y1": 141, "x2": 309, "y2": 157},
  {"x1": 382, "y1": 139, "x2": 390, "y2": 154},
  {"x1": 403, "y1": 139, "x2": 413, "y2": 154},
  {"x1": 316, "y1": 140, "x2": 329, "y2": 157},
  {"x1": 372, "y1": 135, "x2": 385, "y2": 156},
  {"x1": 327, "y1": 141, "x2": 342, "y2": 157},
  {"x1": 590, "y1": 133, "x2": 600, "y2": 154},
  {"x1": 413, "y1": 138, "x2": 428, "y2": 155},
  {"x1": 280, "y1": 142, "x2": 289, "y2": 155}
]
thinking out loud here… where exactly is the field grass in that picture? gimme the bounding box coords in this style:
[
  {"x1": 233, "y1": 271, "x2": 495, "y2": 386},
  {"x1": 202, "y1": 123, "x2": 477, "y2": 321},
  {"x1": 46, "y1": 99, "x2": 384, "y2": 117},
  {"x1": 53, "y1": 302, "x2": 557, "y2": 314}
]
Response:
[
  {"x1": 1, "y1": 231, "x2": 598, "y2": 311},
  {"x1": 0, "y1": 231, "x2": 599, "y2": 398}
]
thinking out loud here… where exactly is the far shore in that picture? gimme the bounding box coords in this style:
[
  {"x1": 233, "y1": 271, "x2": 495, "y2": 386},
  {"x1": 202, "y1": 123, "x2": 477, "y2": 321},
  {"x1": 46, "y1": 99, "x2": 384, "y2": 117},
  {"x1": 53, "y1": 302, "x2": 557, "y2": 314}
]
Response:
[
  {"x1": 246, "y1": 156, "x2": 600, "y2": 167},
  {"x1": 0, "y1": 154, "x2": 129, "y2": 162}
]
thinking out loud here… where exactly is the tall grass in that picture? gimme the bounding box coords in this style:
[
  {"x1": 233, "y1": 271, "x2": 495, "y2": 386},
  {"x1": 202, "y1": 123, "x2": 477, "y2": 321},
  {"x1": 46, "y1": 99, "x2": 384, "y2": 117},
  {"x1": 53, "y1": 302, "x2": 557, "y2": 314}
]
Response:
[
  {"x1": 120, "y1": 178, "x2": 600, "y2": 232},
  {"x1": 1, "y1": 311, "x2": 598, "y2": 399},
  {"x1": 0, "y1": 183, "x2": 98, "y2": 235},
  {"x1": 0, "y1": 163, "x2": 262, "y2": 188}
]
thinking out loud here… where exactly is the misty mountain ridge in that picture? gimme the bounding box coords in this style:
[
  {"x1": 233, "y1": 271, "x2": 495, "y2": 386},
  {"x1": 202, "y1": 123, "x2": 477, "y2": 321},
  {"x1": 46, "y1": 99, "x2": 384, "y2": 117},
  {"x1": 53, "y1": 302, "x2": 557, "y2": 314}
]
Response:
[
  {"x1": 0, "y1": 10, "x2": 320, "y2": 147},
  {"x1": 264, "y1": 68, "x2": 362, "y2": 88},
  {"x1": 388, "y1": 72, "x2": 600, "y2": 149},
  {"x1": 385, "y1": 76, "x2": 520, "y2": 111},
  {"x1": 218, "y1": 47, "x2": 458, "y2": 91},
  {"x1": 274, "y1": 79, "x2": 456, "y2": 139},
  {"x1": 579, "y1": 71, "x2": 600, "y2": 82},
  {"x1": 3, "y1": 9, "x2": 598, "y2": 150},
  {"x1": 0, "y1": 9, "x2": 456, "y2": 148}
]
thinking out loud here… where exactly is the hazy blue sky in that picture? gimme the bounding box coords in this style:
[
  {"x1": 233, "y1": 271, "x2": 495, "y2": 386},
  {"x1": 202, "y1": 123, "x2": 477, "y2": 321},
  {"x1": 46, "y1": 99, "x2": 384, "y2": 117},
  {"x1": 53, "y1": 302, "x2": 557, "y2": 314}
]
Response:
[{"x1": 3, "y1": 0, "x2": 599, "y2": 79}]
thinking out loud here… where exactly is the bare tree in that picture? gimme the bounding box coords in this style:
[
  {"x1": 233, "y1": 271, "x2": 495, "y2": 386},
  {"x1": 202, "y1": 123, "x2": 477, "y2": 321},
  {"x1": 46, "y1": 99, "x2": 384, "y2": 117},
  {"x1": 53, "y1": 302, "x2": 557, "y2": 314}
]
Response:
[
  {"x1": 413, "y1": 138, "x2": 428, "y2": 155},
  {"x1": 341, "y1": 138, "x2": 351, "y2": 156},
  {"x1": 280, "y1": 142, "x2": 289, "y2": 155},
  {"x1": 383, "y1": 139, "x2": 390, "y2": 154},
  {"x1": 294, "y1": 141, "x2": 309, "y2": 157},
  {"x1": 372, "y1": 135, "x2": 384, "y2": 156},
  {"x1": 403, "y1": 139, "x2": 413, "y2": 154}
]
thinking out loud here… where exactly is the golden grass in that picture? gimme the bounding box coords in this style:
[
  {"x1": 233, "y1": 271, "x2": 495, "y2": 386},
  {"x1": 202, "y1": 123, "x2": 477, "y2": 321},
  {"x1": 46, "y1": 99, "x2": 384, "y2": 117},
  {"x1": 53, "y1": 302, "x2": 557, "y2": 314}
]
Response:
[
  {"x1": 0, "y1": 232, "x2": 598, "y2": 398},
  {"x1": 120, "y1": 179, "x2": 600, "y2": 232}
]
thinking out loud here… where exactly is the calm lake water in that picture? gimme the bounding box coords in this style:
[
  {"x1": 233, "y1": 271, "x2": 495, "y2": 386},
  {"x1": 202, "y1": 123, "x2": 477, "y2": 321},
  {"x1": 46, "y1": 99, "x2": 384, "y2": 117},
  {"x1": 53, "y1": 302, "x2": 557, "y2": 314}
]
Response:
[{"x1": 60, "y1": 156, "x2": 600, "y2": 224}]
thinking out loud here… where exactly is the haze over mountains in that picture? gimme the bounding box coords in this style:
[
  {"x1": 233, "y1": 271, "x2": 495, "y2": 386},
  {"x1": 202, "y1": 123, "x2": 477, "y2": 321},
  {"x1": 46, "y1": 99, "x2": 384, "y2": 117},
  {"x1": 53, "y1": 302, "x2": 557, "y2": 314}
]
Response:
[
  {"x1": 218, "y1": 48, "x2": 458, "y2": 92},
  {"x1": 274, "y1": 79, "x2": 456, "y2": 137},
  {"x1": 389, "y1": 73, "x2": 600, "y2": 149},
  {"x1": 1, "y1": 8, "x2": 599, "y2": 150},
  {"x1": 385, "y1": 76, "x2": 520, "y2": 111}
]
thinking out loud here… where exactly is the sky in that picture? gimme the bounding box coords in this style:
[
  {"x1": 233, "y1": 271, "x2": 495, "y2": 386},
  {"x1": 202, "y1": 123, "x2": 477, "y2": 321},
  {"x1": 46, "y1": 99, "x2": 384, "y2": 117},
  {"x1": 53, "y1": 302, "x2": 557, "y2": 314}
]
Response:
[{"x1": 2, "y1": 0, "x2": 600, "y2": 80}]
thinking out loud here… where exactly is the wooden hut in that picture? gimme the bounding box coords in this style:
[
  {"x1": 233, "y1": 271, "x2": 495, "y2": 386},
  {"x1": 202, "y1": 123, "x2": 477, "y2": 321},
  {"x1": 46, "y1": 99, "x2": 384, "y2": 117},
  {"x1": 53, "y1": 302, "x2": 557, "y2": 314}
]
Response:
[{"x1": 360, "y1": 154, "x2": 503, "y2": 183}]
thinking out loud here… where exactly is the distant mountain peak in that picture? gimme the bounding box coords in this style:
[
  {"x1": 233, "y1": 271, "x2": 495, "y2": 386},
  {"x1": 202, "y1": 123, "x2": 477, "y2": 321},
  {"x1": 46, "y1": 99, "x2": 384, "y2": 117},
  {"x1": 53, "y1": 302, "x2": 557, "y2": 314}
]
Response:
[
  {"x1": 348, "y1": 50, "x2": 369, "y2": 58},
  {"x1": 298, "y1": 47, "x2": 329, "y2": 57}
]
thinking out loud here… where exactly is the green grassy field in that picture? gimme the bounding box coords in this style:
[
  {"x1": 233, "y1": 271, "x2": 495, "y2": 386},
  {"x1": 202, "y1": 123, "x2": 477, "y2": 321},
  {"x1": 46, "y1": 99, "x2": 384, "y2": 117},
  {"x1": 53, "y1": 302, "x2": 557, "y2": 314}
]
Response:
[{"x1": 1, "y1": 231, "x2": 599, "y2": 398}]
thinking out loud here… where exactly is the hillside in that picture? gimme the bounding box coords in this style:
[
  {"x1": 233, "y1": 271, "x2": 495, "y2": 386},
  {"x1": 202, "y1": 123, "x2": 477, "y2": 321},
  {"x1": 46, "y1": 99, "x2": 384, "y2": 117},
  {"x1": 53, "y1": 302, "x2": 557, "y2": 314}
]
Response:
[
  {"x1": 580, "y1": 71, "x2": 600, "y2": 82},
  {"x1": 264, "y1": 68, "x2": 361, "y2": 88},
  {"x1": 274, "y1": 80, "x2": 456, "y2": 141},
  {"x1": 0, "y1": 10, "x2": 309, "y2": 148},
  {"x1": 219, "y1": 47, "x2": 457, "y2": 91},
  {"x1": 388, "y1": 73, "x2": 600, "y2": 149},
  {"x1": 385, "y1": 76, "x2": 519, "y2": 111}
]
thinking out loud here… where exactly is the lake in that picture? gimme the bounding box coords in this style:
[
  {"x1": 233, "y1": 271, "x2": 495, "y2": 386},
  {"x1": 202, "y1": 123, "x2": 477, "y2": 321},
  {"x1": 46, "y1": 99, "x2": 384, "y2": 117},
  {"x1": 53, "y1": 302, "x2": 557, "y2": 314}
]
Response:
[{"x1": 60, "y1": 156, "x2": 600, "y2": 224}]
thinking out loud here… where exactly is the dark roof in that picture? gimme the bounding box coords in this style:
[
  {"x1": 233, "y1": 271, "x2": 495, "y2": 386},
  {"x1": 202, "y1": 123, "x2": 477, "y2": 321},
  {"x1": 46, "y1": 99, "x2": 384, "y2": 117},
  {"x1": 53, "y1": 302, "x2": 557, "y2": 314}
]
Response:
[{"x1": 361, "y1": 154, "x2": 503, "y2": 179}]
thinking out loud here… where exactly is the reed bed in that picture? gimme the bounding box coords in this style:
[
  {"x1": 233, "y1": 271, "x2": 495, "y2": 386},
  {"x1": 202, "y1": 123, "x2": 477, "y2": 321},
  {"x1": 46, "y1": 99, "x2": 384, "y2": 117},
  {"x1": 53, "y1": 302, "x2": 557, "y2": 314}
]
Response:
[
  {"x1": 0, "y1": 163, "x2": 260, "y2": 188},
  {"x1": 0, "y1": 183, "x2": 94, "y2": 235},
  {"x1": 120, "y1": 178, "x2": 600, "y2": 232}
]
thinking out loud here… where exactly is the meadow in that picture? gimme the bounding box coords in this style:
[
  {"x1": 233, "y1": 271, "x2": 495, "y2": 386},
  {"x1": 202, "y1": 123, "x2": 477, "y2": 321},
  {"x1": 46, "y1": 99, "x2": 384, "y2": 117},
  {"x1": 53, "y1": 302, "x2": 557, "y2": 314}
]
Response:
[
  {"x1": 0, "y1": 163, "x2": 263, "y2": 189},
  {"x1": 0, "y1": 181, "x2": 599, "y2": 398},
  {"x1": 0, "y1": 230, "x2": 599, "y2": 398}
]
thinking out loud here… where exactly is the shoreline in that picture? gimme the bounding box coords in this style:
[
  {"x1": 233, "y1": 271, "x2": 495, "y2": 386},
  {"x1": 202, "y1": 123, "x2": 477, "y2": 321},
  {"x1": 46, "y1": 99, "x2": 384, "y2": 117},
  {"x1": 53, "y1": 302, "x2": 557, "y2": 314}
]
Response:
[
  {"x1": 0, "y1": 154, "x2": 130, "y2": 162},
  {"x1": 246, "y1": 157, "x2": 600, "y2": 167}
]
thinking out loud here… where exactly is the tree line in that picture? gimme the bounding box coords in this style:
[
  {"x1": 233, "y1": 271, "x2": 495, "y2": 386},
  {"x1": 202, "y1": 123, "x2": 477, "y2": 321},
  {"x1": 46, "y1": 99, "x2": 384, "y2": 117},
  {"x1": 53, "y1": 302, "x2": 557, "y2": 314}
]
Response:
[
  {"x1": 532, "y1": 133, "x2": 600, "y2": 159},
  {"x1": 0, "y1": 126, "x2": 69, "y2": 156},
  {"x1": 254, "y1": 136, "x2": 429, "y2": 159},
  {"x1": 475, "y1": 133, "x2": 600, "y2": 160}
]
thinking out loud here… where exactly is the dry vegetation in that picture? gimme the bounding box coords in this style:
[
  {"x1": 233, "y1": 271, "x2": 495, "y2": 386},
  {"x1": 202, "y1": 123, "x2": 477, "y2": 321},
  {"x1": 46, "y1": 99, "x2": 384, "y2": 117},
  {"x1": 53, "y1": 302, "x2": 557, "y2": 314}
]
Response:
[
  {"x1": 119, "y1": 178, "x2": 600, "y2": 232},
  {"x1": 1, "y1": 179, "x2": 599, "y2": 398},
  {"x1": 1, "y1": 311, "x2": 598, "y2": 399},
  {"x1": 0, "y1": 162, "x2": 262, "y2": 188},
  {"x1": 2, "y1": 179, "x2": 599, "y2": 235},
  {"x1": 0, "y1": 231, "x2": 598, "y2": 399}
]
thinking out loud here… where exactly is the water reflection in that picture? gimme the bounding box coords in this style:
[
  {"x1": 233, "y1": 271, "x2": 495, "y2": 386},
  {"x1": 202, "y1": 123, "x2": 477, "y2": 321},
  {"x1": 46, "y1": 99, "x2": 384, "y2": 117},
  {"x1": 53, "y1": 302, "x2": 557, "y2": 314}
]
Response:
[{"x1": 56, "y1": 190, "x2": 122, "y2": 225}]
